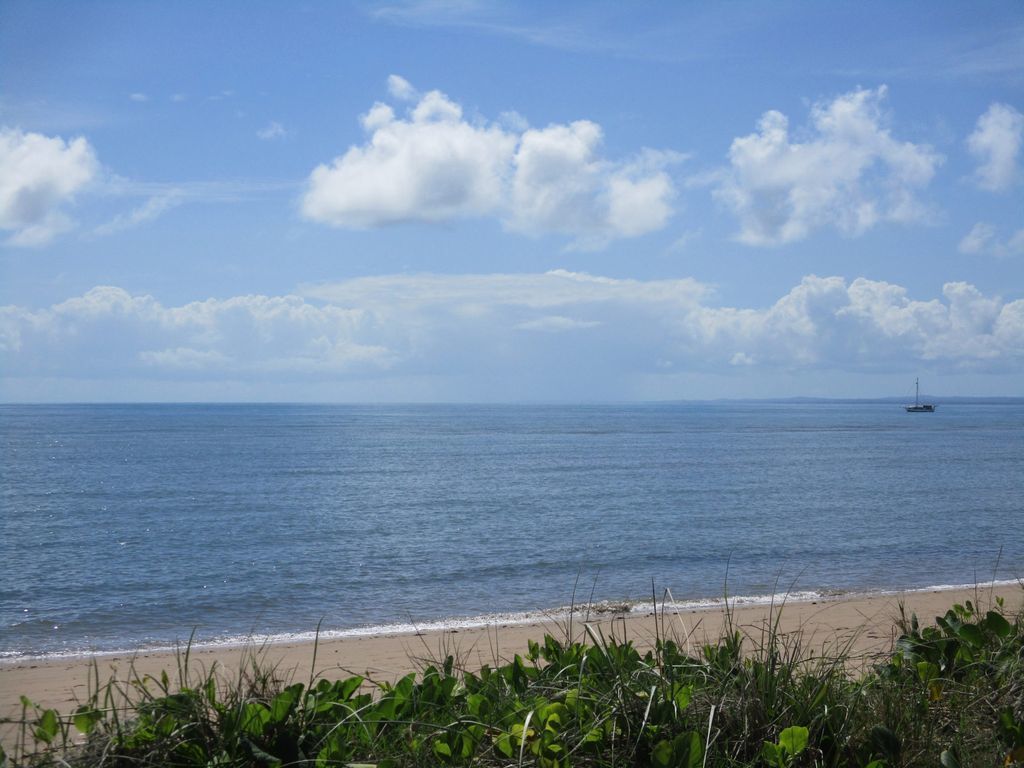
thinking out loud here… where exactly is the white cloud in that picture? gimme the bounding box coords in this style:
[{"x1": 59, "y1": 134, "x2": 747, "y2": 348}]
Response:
[
  {"x1": 301, "y1": 78, "x2": 680, "y2": 246},
  {"x1": 713, "y1": 86, "x2": 942, "y2": 245},
  {"x1": 958, "y1": 221, "x2": 996, "y2": 254},
  {"x1": 299, "y1": 271, "x2": 1024, "y2": 373},
  {"x1": 301, "y1": 269, "x2": 709, "y2": 309},
  {"x1": 499, "y1": 110, "x2": 530, "y2": 132},
  {"x1": 959, "y1": 221, "x2": 1024, "y2": 258},
  {"x1": 3, "y1": 274, "x2": 1021, "y2": 398},
  {"x1": 129, "y1": 93, "x2": 148, "y2": 103},
  {"x1": 139, "y1": 347, "x2": 231, "y2": 369},
  {"x1": 0, "y1": 126, "x2": 99, "y2": 247},
  {"x1": 302, "y1": 87, "x2": 515, "y2": 228},
  {"x1": 515, "y1": 315, "x2": 602, "y2": 332},
  {"x1": 387, "y1": 74, "x2": 417, "y2": 101},
  {"x1": 0, "y1": 287, "x2": 391, "y2": 377},
  {"x1": 94, "y1": 190, "x2": 185, "y2": 236},
  {"x1": 967, "y1": 102, "x2": 1024, "y2": 191},
  {"x1": 508, "y1": 124, "x2": 679, "y2": 247},
  {"x1": 257, "y1": 121, "x2": 287, "y2": 140}
]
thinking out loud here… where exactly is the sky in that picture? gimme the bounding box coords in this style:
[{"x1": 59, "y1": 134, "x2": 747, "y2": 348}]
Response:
[{"x1": 1, "y1": 0, "x2": 1022, "y2": 402}]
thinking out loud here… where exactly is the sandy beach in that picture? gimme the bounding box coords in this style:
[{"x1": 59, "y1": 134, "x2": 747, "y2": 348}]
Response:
[{"x1": 2, "y1": 584, "x2": 1020, "y2": 735}]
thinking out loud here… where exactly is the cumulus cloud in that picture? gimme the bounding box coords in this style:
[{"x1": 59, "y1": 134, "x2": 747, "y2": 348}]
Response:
[
  {"x1": 967, "y1": 102, "x2": 1024, "y2": 191},
  {"x1": 0, "y1": 126, "x2": 99, "y2": 246},
  {"x1": 3, "y1": 274, "x2": 1021, "y2": 398},
  {"x1": 713, "y1": 86, "x2": 942, "y2": 245},
  {"x1": 302, "y1": 87, "x2": 515, "y2": 229},
  {"x1": 301, "y1": 77, "x2": 680, "y2": 246},
  {"x1": 959, "y1": 221, "x2": 1024, "y2": 258},
  {"x1": 508, "y1": 124, "x2": 678, "y2": 247}
]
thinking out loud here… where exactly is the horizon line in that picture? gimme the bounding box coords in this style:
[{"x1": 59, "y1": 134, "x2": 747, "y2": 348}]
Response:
[{"x1": 3, "y1": 395, "x2": 1023, "y2": 407}]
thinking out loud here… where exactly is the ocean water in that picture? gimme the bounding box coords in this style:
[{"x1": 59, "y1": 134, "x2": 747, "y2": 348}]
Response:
[{"x1": 1, "y1": 402, "x2": 1022, "y2": 659}]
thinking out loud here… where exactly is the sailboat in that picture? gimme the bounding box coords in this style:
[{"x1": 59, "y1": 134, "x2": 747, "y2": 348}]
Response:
[{"x1": 904, "y1": 378, "x2": 936, "y2": 412}]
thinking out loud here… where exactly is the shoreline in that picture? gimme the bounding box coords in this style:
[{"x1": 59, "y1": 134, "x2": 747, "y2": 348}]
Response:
[
  {"x1": 4, "y1": 579, "x2": 1019, "y2": 667},
  {"x1": 2, "y1": 582, "x2": 1021, "y2": 734},
  {"x1": 4, "y1": 577, "x2": 1019, "y2": 667}
]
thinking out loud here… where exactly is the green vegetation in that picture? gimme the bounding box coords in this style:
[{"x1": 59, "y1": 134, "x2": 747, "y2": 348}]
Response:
[{"x1": 3, "y1": 592, "x2": 1023, "y2": 767}]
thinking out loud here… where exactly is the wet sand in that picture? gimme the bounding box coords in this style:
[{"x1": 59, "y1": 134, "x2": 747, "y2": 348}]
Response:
[{"x1": 2, "y1": 584, "x2": 1020, "y2": 737}]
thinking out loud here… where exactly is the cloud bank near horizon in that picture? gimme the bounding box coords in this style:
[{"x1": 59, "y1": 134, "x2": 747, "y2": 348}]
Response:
[{"x1": 3, "y1": 272, "x2": 1021, "y2": 400}]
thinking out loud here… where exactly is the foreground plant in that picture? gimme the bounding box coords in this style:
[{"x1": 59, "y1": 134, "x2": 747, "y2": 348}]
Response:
[{"x1": 2, "y1": 590, "x2": 1021, "y2": 767}]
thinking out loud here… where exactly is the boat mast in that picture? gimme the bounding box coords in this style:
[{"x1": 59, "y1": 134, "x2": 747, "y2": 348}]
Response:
[{"x1": 915, "y1": 378, "x2": 919, "y2": 406}]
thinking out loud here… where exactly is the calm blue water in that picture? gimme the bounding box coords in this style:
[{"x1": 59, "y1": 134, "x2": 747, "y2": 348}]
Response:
[{"x1": 2, "y1": 403, "x2": 1022, "y2": 659}]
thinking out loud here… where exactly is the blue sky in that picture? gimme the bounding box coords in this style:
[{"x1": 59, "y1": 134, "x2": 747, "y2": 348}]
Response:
[{"x1": 1, "y1": 0, "x2": 1022, "y2": 401}]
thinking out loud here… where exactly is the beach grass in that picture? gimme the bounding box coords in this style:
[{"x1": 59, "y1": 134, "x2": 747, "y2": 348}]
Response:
[{"x1": 2, "y1": 589, "x2": 1023, "y2": 767}]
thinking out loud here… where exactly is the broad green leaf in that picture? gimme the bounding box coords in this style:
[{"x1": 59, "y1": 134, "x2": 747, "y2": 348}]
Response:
[
  {"x1": 466, "y1": 692, "x2": 489, "y2": 718},
  {"x1": 527, "y1": 638, "x2": 540, "y2": 661},
  {"x1": 433, "y1": 739, "x2": 453, "y2": 762},
  {"x1": 240, "y1": 702, "x2": 271, "y2": 736},
  {"x1": 779, "y1": 725, "x2": 809, "y2": 757},
  {"x1": 458, "y1": 732, "x2": 475, "y2": 759},
  {"x1": 761, "y1": 741, "x2": 781, "y2": 767},
  {"x1": 915, "y1": 661, "x2": 938, "y2": 684},
  {"x1": 494, "y1": 732, "x2": 514, "y2": 758},
  {"x1": 982, "y1": 610, "x2": 1012, "y2": 638},
  {"x1": 672, "y1": 682, "x2": 694, "y2": 711},
  {"x1": 34, "y1": 709, "x2": 59, "y2": 744},
  {"x1": 393, "y1": 673, "x2": 415, "y2": 703},
  {"x1": 675, "y1": 731, "x2": 703, "y2": 768},
  {"x1": 269, "y1": 684, "x2": 302, "y2": 723},
  {"x1": 564, "y1": 689, "x2": 580, "y2": 712},
  {"x1": 339, "y1": 675, "x2": 364, "y2": 700},
  {"x1": 651, "y1": 738, "x2": 674, "y2": 768},
  {"x1": 955, "y1": 623, "x2": 984, "y2": 648},
  {"x1": 73, "y1": 705, "x2": 102, "y2": 735}
]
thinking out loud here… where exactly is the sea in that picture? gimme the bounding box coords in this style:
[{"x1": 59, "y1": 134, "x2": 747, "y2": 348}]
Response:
[{"x1": 1, "y1": 402, "x2": 1022, "y2": 660}]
